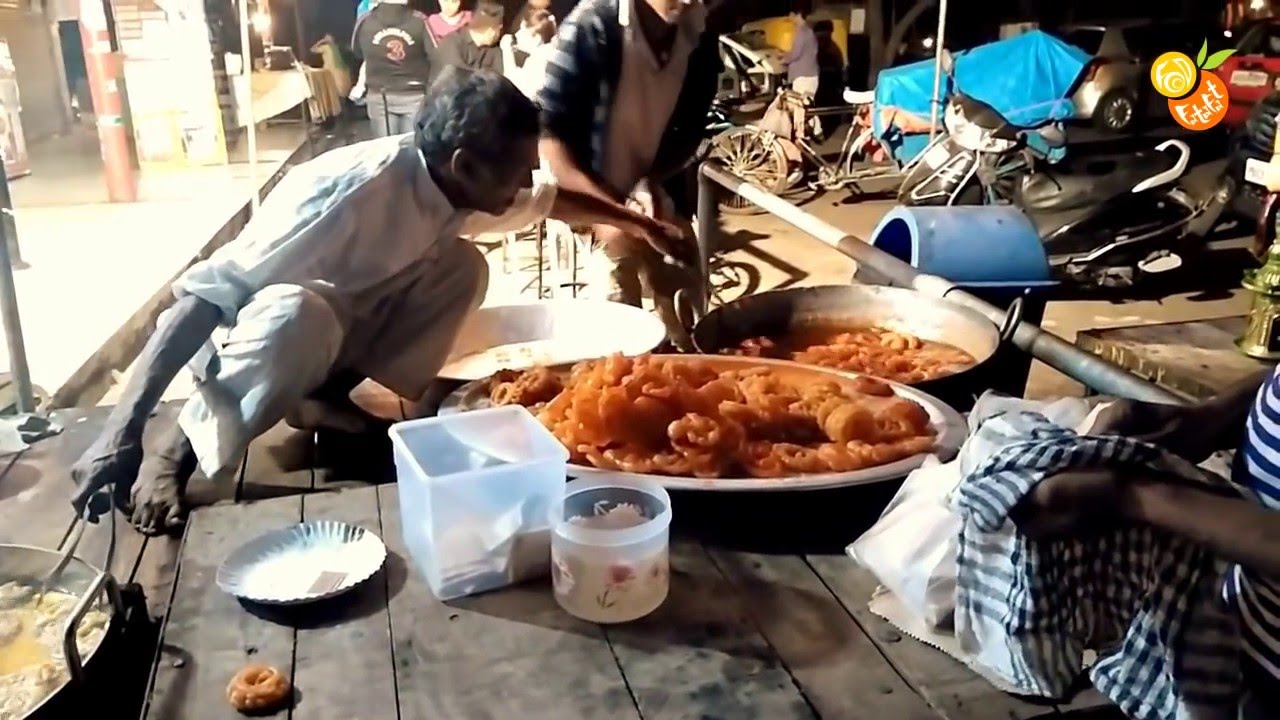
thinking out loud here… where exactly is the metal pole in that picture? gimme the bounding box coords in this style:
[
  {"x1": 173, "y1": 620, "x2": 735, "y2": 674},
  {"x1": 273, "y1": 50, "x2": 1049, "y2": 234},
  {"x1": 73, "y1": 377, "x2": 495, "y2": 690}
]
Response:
[
  {"x1": 928, "y1": 0, "x2": 949, "y2": 143},
  {"x1": 292, "y1": 0, "x2": 315, "y2": 158},
  {"x1": 695, "y1": 168, "x2": 717, "y2": 317},
  {"x1": 0, "y1": 170, "x2": 24, "y2": 269},
  {"x1": 239, "y1": 0, "x2": 259, "y2": 211},
  {"x1": 0, "y1": 199, "x2": 34, "y2": 414},
  {"x1": 696, "y1": 162, "x2": 1185, "y2": 405},
  {"x1": 81, "y1": 0, "x2": 138, "y2": 203}
]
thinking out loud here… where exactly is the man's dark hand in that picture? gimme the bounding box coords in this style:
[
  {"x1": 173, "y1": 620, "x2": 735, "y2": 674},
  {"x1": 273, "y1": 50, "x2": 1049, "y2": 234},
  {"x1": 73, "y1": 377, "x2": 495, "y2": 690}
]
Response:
[
  {"x1": 1011, "y1": 469, "x2": 1127, "y2": 540},
  {"x1": 70, "y1": 438, "x2": 143, "y2": 522},
  {"x1": 1090, "y1": 399, "x2": 1214, "y2": 463},
  {"x1": 632, "y1": 215, "x2": 698, "y2": 269}
]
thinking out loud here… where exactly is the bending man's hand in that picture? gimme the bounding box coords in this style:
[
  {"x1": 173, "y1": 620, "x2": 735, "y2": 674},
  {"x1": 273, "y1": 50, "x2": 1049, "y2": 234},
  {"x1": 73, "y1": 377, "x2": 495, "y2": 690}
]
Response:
[
  {"x1": 70, "y1": 437, "x2": 143, "y2": 522},
  {"x1": 625, "y1": 214, "x2": 697, "y2": 269}
]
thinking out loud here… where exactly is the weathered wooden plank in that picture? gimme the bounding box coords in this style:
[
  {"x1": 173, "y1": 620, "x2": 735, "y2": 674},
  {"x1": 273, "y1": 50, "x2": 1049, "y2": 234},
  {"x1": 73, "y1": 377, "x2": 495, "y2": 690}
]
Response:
[
  {"x1": 237, "y1": 421, "x2": 315, "y2": 501},
  {"x1": 708, "y1": 549, "x2": 940, "y2": 720},
  {"x1": 0, "y1": 406, "x2": 152, "y2": 589},
  {"x1": 0, "y1": 407, "x2": 98, "y2": 548},
  {"x1": 128, "y1": 402, "x2": 205, "y2": 621},
  {"x1": 603, "y1": 542, "x2": 816, "y2": 720},
  {"x1": 144, "y1": 498, "x2": 303, "y2": 720},
  {"x1": 806, "y1": 556, "x2": 1065, "y2": 720},
  {"x1": 134, "y1": 534, "x2": 182, "y2": 620},
  {"x1": 290, "y1": 488, "x2": 397, "y2": 720},
  {"x1": 1076, "y1": 317, "x2": 1268, "y2": 401},
  {"x1": 377, "y1": 485, "x2": 639, "y2": 720}
]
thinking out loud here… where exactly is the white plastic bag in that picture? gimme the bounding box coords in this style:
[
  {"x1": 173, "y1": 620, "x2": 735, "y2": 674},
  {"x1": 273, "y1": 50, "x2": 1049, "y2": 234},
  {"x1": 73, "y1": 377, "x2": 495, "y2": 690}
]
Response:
[
  {"x1": 849, "y1": 392, "x2": 1117, "y2": 631},
  {"x1": 849, "y1": 456, "x2": 961, "y2": 629}
]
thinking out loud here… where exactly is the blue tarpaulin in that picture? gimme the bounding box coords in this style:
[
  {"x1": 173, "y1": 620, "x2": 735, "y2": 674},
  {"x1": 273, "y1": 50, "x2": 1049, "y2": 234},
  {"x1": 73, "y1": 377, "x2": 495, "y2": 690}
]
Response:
[{"x1": 873, "y1": 30, "x2": 1090, "y2": 163}]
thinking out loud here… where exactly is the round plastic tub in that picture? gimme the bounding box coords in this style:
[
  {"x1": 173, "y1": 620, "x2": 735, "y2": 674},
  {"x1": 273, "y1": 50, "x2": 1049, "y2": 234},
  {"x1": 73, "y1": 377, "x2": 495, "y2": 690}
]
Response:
[{"x1": 550, "y1": 476, "x2": 673, "y2": 624}]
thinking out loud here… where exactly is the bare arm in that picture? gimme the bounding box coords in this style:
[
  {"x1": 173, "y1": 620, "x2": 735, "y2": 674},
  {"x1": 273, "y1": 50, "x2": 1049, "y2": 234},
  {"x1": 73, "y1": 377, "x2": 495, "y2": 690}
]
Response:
[
  {"x1": 114, "y1": 296, "x2": 222, "y2": 437},
  {"x1": 71, "y1": 296, "x2": 222, "y2": 511},
  {"x1": 1195, "y1": 367, "x2": 1272, "y2": 449},
  {"x1": 1123, "y1": 478, "x2": 1280, "y2": 576},
  {"x1": 461, "y1": 181, "x2": 688, "y2": 264},
  {"x1": 548, "y1": 187, "x2": 656, "y2": 235},
  {"x1": 538, "y1": 136, "x2": 621, "y2": 206}
]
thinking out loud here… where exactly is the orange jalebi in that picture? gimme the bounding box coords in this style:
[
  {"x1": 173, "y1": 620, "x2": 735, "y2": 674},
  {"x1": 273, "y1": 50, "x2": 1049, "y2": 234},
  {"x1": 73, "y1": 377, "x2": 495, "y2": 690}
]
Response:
[
  {"x1": 486, "y1": 354, "x2": 936, "y2": 479},
  {"x1": 729, "y1": 325, "x2": 976, "y2": 384}
]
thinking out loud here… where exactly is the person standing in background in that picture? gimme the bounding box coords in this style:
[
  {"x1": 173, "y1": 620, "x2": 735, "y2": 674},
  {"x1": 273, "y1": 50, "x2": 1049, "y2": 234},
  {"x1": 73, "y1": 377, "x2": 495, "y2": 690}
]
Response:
[
  {"x1": 511, "y1": 0, "x2": 554, "y2": 52},
  {"x1": 501, "y1": 7, "x2": 556, "y2": 98},
  {"x1": 783, "y1": 6, "x2": 819, "y2": 99},
  {"x1": 426, "y1": 0, "x2": 473, "y2": 45},
  {"x1": 538, "y1": 0, "x2": 718, "y2": 328},
  {"x1": 353, "y1": 0, "x2": 433, "y2": 136},
  {"x1": 434, "y1": 1, "x2": 505, "y2": 75}
]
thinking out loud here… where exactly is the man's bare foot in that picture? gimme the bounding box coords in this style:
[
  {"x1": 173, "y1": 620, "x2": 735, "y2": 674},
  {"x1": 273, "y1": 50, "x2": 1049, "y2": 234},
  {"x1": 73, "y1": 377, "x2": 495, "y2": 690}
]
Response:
[
  {"x1": 128, "y1": 461, "x2": 186, "y2": 535},
  {"x1": 125, "y1": 423, "x2": 196, "y2": 536}
]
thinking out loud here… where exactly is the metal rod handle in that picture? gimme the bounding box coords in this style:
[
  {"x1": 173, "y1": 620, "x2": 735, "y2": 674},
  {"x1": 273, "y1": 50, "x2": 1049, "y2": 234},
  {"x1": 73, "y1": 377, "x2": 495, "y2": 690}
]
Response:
[{"x1": 695, "y1": 162, "x2": 1185, "y2": 405}]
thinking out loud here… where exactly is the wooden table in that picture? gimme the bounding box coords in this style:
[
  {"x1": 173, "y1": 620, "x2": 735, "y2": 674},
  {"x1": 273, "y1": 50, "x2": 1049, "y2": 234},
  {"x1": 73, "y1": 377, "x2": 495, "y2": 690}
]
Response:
[
  {"x1": 1075, "y1": 316, "x2": 1272, "y2": 401},
  {"x1": 139, "y1": 483, "x2": 1117, "y2": 720}
]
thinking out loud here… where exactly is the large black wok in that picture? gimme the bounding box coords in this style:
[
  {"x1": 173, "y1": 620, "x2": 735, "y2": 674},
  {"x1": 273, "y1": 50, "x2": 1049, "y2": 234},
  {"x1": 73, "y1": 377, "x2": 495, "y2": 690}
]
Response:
[
  {"x1": 690, "y1": 285, "x2": 1009, "y2": 409},
  {"x1": 1, "y1": 541, "x2": 126, "y2": 719}
]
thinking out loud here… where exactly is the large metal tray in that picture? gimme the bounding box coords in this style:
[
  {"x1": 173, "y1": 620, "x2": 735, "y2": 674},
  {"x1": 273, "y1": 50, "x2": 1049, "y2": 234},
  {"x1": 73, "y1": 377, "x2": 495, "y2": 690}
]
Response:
[
  {"x1": 438, "y1": 300, "x2": 669, "y2": 382},
  {"x1": 438, "y1": 355, "x2": 967, "y2": 492}
]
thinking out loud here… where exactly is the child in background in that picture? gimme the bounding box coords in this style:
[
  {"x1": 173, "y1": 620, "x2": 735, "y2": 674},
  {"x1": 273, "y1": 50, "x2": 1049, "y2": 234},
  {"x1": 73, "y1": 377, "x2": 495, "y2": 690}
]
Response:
[{"x1": 426, "y1": 0, "x2": 472, "y2": 45}]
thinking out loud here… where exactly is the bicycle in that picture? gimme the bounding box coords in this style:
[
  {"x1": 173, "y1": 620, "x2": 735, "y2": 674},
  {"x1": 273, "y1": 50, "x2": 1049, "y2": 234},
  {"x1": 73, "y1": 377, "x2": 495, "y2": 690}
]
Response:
[{"x1": 708, "y1": 88, "x2": 933, "y2": 214}]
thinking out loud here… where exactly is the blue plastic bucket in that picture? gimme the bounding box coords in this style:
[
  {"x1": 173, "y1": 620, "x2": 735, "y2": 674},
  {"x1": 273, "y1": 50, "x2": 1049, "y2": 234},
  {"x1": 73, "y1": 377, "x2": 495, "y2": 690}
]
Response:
[{"x1": 869, "y1": 205, "x2": 1052, "y2": 285}]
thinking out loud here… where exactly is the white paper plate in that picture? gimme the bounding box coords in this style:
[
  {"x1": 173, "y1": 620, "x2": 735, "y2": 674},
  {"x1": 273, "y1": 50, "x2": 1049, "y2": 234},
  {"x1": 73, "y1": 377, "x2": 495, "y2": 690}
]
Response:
[{"x1": 216, "y1": 521, "x2": 387, "y2": 606}]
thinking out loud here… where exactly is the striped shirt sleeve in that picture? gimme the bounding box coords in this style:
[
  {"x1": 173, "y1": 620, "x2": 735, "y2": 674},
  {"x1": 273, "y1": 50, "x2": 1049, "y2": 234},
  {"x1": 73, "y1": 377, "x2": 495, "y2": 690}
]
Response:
[{"x1": 537, "y1": 2, "x2": 605, "y2": 141}]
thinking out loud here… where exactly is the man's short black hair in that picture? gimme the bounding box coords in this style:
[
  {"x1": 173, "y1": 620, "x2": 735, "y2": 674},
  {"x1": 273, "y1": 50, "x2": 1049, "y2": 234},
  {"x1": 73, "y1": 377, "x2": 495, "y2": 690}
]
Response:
[
  {"x1": 415, "y1": 66, "x2": 539, "y2": 168},
  {"x1": 471, "y1": 0, "x2": 504, "y2": 28}
]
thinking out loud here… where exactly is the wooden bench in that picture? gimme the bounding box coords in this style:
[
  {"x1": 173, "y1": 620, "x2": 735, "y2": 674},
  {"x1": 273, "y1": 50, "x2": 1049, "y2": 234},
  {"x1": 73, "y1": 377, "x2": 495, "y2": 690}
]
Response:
[
  {"x1": 138, "y1": 482, "x2": 1118, "y2": 720},
  {"x1": 1075, "y1": 316, "x2": 1272, "y2": 401},
  {"x1": 0, "y1": 395, "x2": 1117, "y2": 720}
]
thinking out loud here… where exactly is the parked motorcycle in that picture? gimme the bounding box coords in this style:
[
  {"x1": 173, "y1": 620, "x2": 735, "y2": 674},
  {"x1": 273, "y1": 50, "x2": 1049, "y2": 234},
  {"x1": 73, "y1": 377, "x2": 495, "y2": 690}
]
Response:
[
  {"x1": 901, "y1": 55, "x2": 1234, "y2": 288},
  {"x1": 896, "y1": 55, "x2": 1072, "y2": 207}
]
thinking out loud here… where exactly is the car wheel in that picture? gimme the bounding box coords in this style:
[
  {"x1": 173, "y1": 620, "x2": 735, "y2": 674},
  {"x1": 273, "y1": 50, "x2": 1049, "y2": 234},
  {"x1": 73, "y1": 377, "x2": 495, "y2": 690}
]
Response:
[{"x1": 1095, "y1": 91, "x2": 1138, "y2": 133}]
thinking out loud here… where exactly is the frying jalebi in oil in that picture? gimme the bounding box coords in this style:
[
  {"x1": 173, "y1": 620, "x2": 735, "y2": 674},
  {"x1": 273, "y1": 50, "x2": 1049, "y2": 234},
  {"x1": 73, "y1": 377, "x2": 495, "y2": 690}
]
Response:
[
  {"x1": 486, "y1": 354, "x2": 936, "y2": 479},
  {"x1": 729, "y1": 325, "x2": 975, "y2": 384}
]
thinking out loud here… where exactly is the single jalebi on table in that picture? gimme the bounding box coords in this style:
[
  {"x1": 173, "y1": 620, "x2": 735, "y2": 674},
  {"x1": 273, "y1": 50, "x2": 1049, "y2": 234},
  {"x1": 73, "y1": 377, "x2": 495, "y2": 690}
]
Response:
[
  {"x1": 730, "y1": 326, "x2": 976, "y2": 384},
  {"x1": 485, "y1": 354, "x2": 936, "y2": 479}
]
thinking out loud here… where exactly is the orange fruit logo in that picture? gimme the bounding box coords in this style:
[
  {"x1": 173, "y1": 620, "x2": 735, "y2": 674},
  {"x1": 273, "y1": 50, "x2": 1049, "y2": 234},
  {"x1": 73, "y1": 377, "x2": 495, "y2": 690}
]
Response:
[
  {"x1": 1169, "y1": 73, "x2": 1229, "y2": 131},
  {"x1": 1151, "y1": 52, "x2": 1198, "y2": 99},
  {"x1": 1151, "y1": 40, "x2": 1235, "y2": 130}
]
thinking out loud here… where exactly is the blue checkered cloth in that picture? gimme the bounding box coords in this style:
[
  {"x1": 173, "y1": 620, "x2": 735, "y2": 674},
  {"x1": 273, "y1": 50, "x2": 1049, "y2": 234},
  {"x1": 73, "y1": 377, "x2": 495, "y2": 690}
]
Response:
[{"x1": 953, "y1": 410, "x2": 1241, "y2": 720}]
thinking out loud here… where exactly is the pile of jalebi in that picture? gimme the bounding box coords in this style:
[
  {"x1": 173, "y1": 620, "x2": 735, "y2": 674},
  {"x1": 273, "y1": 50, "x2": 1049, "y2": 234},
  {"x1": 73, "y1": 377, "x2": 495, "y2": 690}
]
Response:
[
  {"x1": 731, "y1": 326, "x2": 976, "y2": 384},
  {"x1": 486, "y1": 354, "x2": 936, "y2": 479}
]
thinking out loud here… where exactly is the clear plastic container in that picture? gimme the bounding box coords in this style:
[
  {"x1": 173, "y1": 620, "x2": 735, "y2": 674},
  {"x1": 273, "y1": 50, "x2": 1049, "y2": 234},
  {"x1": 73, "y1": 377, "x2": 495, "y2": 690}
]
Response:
[
  {"x1": 389, "y1": 405, "x2": 569, "y2": 601},
  {"x1": 550, "y1": 476, "x2": 672, "y2": 624}
]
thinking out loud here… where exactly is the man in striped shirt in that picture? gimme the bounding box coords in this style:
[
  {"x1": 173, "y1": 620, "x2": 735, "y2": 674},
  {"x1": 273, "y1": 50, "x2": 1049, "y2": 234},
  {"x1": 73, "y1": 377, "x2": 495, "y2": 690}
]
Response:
[
  {"x1": 1014, "y1": 368, "x2": 1280, "y2": 718},
  {"x1": 537, "y1": 0, "x2": 719, "y2": 315}
]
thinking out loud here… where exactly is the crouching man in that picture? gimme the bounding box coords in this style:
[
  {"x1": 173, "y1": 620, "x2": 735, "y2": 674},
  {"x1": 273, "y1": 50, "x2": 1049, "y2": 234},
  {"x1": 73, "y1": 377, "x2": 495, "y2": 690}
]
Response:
[{"x1": 70, "y1": 67, "x2": 687, "y2": 534}]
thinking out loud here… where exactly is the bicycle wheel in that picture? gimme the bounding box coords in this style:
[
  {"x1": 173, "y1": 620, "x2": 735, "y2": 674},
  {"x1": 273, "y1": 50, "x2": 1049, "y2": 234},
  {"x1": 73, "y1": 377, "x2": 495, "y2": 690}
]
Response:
[{"x1": 708, "y1": 127, "x2": 791, "y2": 215}]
